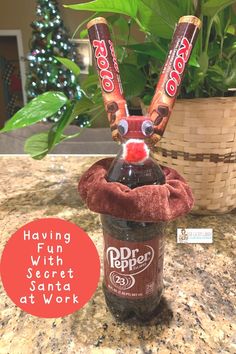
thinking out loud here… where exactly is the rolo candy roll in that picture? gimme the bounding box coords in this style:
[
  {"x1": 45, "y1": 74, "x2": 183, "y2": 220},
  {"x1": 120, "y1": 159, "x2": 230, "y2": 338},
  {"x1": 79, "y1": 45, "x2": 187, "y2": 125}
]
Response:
[
  {"x1": 87, "y1": 17, "x2": 129, "y2": 142},
  {"x1": 148, "y1": 15, "x2": 201, "y2": 146}
]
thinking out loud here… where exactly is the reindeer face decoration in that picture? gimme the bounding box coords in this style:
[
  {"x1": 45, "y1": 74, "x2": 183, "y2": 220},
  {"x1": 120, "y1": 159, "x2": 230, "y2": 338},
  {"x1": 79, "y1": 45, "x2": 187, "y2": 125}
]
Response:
[
  {"x1": 117, "y1": 116, "x2": 154, "y2": 140},
  {"x1": 87, "y1": 16, "x2": 201, "y2": 146}
]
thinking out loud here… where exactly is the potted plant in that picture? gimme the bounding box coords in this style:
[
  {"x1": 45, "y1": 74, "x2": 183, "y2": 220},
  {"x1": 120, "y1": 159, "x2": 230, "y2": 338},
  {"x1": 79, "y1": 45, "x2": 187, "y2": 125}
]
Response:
[{"x1": 1, "y1": 0, "x2": 236, "y2": 213}]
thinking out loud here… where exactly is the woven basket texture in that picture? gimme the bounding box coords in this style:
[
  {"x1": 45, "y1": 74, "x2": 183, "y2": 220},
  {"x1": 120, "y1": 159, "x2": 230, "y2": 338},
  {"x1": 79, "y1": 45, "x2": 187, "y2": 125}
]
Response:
[{"x1": 154, "y1": 97, "x2": 236, "y2": 214}]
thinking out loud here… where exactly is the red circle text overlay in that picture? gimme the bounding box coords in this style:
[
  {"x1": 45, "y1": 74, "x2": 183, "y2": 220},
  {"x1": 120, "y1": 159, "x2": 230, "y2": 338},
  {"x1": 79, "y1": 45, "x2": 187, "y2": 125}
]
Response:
[{"x1": 0, "y1": 218, "x2": 100, "y2": 318}]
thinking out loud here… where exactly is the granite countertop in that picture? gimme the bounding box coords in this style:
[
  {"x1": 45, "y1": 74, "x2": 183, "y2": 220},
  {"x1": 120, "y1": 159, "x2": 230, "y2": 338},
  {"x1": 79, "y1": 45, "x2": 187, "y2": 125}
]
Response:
[{"x1": 0, "y1": 156, "x2": 235, "y2": 354}]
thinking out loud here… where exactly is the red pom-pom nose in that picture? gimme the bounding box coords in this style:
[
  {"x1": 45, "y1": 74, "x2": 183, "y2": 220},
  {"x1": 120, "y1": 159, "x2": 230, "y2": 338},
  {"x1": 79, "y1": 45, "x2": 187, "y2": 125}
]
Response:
[{"x1": 123, "y1": 139, "x2": 149, "y2": 163}]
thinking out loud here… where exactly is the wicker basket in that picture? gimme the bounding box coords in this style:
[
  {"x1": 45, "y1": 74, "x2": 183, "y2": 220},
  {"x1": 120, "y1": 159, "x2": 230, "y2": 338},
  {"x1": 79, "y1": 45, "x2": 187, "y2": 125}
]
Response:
[{"x1": 153, "y1": 97, "x2": 236, "y2": 214}]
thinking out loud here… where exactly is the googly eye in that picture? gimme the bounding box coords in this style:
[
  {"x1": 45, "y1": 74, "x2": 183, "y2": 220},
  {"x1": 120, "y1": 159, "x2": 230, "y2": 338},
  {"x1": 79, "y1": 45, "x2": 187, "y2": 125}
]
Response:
[
  {"x1": 118, "y1": 119, "x2": 129, "y2": 136},
  {"x1": 141, "y1": 120, "x2": 154, "y2": 137}
]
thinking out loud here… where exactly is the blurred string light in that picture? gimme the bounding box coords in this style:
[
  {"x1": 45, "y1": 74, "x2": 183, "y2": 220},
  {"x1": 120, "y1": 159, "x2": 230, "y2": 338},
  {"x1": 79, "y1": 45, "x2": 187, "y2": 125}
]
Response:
[{"x1": 26, "y1": 0, "x2": 88, "y2": 127}]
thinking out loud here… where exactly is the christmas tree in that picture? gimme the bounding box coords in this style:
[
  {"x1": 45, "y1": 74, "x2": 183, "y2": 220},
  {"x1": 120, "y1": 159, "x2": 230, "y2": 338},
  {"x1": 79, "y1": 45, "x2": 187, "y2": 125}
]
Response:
[{"x1": 27, "y1": 0, "x2": 81, "y2": 122}]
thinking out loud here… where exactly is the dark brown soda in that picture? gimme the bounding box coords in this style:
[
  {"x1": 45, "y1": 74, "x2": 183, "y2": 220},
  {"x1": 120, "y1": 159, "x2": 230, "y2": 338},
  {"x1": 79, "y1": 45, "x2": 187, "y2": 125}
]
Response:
[{"x1": 101, "y1": 145, "x2": 165, "y2": 322}]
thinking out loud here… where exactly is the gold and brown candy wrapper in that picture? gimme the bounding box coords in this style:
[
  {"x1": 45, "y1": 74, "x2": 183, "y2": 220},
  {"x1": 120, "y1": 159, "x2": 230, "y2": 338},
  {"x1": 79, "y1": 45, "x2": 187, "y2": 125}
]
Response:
[
  {"x1": 87, "y1": 17, "x2": 129, "y2": 141},
  {"x1": 148, "y1": 15, "x2": 201, "y2": 146}
]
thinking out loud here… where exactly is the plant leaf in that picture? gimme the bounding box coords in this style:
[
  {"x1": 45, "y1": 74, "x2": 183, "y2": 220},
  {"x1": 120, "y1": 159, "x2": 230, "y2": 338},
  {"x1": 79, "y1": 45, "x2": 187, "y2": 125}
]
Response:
[
  {"x1": 208, "y1": 41, "x2": 221, "y2": 58},
  {"x1": 55, "y1": 57, "x2": 80, "y2": 76},
  {"x1": 176, "y1": 0, "x2": 193, "y2": 14},
  {"x1": 110, "y1": 16, "x2": 130, "y2": 42},
  {"x1": 142, "y1": 94, "x2": 153, "y2": 105},
  {"x1": 24, "y1": 131, "x2": 68, "y2": 160},
  {"x1": 214, "y1": 14, "x2": 223, "y2": 38},
  {"x1": 71, "y1": 96, "x2": 95, "y2": 116},
  {"x1": 24, "y1": 132, "x2": 50, "y2": 160},
  {"x1": 48, "y1": 96, "x2": 95, "y2": 150},
  {"x1": 224, "y1": 60, "x2": 236, "y2": 87},
  {"x1": 80, "y1": 29, "x2": 88, "y2": 38},
  {"x1": 188, "y1": 54, "x2": 200, "y2": 67},
  {"x1": 119, "y1": 63, "x2": 146, "y2": 97},
  {"x1": 136, "y1": 52, "x2": 150, "y2": 67},
  {"x1": 223, "y1": 34, "x2": 236, "y2": 57},
  {"x1": 137, "y1": 0, "x2": 181, "y2": 39},
  {"x1": 202, "y1": 0, "x2": 236, "y2": 17},
  {"x1": 122, "y1": 51, "x2": 139, "y2": 66},
  {"x1": 1, "y1": 92, "x2": 68, "y2": 133},
  {"x1": 64, "y1": 0, "x2": 138, "y2": 18},
  {"x1": 80, "y1": 74, "x2": 99, "y2": 90},
  {"x1": 125, "y1": 43, "x2": 166, "y2": 61},
  {"x1": 198, "y1": 52, "x2": 209, "y2": 74},
  {"x1": 48, "y1": 103, "x2": 73, "y2": 150},
  {"x1": 226, "y1": 24, "x2": 236, "y2": 36},
  {"x1": 106, "y1": 14, "x2": 121, "y2": 24},
  {"x1": 47, "y1": 31, "x2": 53, "y2": 46}
]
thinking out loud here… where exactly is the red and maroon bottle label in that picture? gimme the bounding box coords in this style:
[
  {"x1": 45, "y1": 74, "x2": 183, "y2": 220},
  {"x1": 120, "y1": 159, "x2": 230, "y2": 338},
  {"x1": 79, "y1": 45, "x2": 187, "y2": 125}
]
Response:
[{"x1": 104, "y1": 234, "x2": 164, "y2": 299}]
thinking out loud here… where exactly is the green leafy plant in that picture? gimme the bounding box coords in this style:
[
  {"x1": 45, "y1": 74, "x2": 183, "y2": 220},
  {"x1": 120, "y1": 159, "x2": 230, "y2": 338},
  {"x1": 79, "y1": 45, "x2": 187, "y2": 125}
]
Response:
[{"x1": 1, "y1": 0, "x2": 236, "y2": 159}]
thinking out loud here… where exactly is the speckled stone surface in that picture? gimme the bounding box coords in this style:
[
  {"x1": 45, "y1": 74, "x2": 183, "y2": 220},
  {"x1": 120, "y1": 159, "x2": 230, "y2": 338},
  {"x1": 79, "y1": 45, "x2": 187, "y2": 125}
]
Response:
[{"x1": 0, "y1": 156, "x2": 235, "y2": 354}]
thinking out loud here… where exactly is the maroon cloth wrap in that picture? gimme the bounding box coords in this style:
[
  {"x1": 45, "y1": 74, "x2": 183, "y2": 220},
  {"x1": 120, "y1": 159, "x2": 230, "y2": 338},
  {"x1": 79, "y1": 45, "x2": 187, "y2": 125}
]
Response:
[{"x1": 78, "y1": 158, "x2": 194, "y2": 222}]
